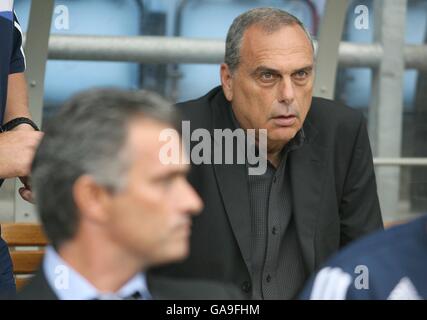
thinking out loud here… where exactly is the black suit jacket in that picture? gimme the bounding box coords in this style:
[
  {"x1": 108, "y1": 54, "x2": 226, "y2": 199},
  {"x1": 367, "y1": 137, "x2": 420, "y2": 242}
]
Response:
[
  {"x1": 17, "y1": 268, "x2": 243, "y2": 300},
  {"x1": 150, "y1": 86, "x2": 383, "y2": 299}
]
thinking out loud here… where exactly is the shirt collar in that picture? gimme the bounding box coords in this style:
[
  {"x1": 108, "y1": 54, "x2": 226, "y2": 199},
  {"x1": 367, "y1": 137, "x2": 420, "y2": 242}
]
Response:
[{"x1": 43, "y1": 246, "x2": 151, "y2": 300}]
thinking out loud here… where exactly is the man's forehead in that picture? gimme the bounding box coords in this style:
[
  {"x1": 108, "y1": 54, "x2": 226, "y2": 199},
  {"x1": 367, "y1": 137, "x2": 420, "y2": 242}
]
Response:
[
  {"x1": 239, "y1": 24, "x2": 313, "y2": 69},
  {"x1": 128, "y1": 118, "x2": 172, "y2": 141},
  {"x1": 125, "y1": 119, "x2": 189, "y2": 170},
  {"x1": 126, "y1": 119, "x2": 173, "y2": 156},
  {"x1": 242, "y1": 23, "x2": 313, "y2": 53}
]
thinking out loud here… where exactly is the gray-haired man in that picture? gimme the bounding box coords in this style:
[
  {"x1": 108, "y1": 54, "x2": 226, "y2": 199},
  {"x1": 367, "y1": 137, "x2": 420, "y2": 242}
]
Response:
[
  {"x1": 18, "y1": 88, "x2": 241, "y2": 300},
  {"x1": 152, "y1": 7, "x2": 383, "y2": 299}
]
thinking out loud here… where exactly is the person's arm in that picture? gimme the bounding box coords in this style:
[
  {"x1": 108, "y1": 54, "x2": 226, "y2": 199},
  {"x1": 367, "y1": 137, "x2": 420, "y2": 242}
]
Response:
[
  {"x1": 4, "y1": 72, "x2": 32, "y2": 126},
  {"x1": 339, "y1": 115, "x2": 384, "y2": 246},
  {"x1": 0, "y1": 73, "x2": 43, "y2": 202},
  {"x1": 0, "y1": 13, "x2": 44, "y2": 202},
  {"x1": 5, "y1": 13, "x2": 32, "y2": 128}
]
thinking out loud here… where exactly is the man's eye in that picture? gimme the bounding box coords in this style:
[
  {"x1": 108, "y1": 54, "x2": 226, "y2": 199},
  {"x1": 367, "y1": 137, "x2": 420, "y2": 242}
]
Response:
[
  {"x1": 294, "y1": 70, "x2": 309, "y2": 80},
  {"x1": 260, "y1": 72, "x2": 276, "y2": 82}
]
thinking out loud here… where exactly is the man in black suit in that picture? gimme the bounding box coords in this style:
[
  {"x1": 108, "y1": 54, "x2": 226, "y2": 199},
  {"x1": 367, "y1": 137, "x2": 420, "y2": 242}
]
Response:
[
  {"x1": 151, "y1": 7, "x2": 383, "y2": 299},
  {"x1": 18, "y1": 88, "x2": 241, "y2": 300}
]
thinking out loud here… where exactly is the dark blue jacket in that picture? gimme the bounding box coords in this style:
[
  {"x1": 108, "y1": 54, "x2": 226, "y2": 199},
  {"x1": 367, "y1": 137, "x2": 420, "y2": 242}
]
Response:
[
  {"x1": 300, "y1": 214, "x2": 427, "y2": 300},
  {"x1": 0, "y1": 236, "x2": 16, "y2": 299}
]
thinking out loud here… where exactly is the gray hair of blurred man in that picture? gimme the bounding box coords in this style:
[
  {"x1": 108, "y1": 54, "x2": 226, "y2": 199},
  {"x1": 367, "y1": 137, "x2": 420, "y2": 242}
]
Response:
[
  {"x1": 225, "y1": 7, "x2": 315, "y2": 72},
  {"x1": 31, "y1": 88, "x2": 180, "y2": 249}
]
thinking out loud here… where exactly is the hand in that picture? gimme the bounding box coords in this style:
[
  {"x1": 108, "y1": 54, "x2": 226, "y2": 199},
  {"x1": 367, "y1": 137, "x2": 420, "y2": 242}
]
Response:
[
  {"x1": 18, "y1": 176, "x2": 34, "y2": 203},
  {"x1": 0, "y1": 130, "x2": 44, "y2": 178}
]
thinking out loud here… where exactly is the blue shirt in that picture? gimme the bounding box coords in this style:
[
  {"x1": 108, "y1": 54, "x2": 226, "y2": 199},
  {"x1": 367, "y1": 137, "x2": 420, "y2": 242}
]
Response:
[
  {"x1": 43, "y1": 246, "x2": 152, "y2": 300},
  {"x1": 0, "y1": 0, "x2": 26, "y2": 123},
  {"x1": 300, "y1": 214, "x2": 427, "y2": 300}
]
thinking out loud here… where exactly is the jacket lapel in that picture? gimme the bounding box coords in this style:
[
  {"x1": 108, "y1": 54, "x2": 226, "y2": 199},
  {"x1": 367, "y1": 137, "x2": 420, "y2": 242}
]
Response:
[
  {"x1": 289, "y1": 119, "x2": 328, "y2": 274},
  {"x1": 210, "y1": 91, "x2": 252, "y2": 274},
  {"x1": 18, "y1": 268, "x2": 59, "y2": 300}
]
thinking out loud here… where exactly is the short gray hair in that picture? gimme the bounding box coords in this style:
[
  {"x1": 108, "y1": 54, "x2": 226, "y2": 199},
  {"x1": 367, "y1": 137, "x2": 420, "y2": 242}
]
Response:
[
  {"x1": 225, "y1": 7, "x2": 314, "y2": 72},
  {"x1": 31, "y1": 88, "x2": 180, "y2": 248}
]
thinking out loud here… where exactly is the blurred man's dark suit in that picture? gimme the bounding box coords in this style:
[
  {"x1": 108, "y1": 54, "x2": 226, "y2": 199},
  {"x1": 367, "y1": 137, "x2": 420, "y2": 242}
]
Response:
[{"x1": 150, "y1": 86, "x2": 383, "y2": 299}]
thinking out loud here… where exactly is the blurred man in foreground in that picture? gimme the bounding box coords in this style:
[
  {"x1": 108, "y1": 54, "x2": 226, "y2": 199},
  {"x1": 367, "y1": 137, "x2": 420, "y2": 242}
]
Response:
[{"x1": 18, "y1": 88, "x2": 240, "y2": 300}]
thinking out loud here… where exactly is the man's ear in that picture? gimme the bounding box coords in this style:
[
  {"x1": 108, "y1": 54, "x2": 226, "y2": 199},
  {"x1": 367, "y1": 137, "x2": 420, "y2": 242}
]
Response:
[
  {"x1": 220, "y1": 63, "x2": 233, "y2": 101},
  {"x1": 72, "y1": 175, "x2": 111, "y2": 224}
]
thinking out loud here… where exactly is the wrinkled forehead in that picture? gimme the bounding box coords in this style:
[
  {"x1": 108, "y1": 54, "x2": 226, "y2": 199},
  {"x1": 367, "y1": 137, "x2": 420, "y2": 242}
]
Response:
[
  {"x1": 235, "y1": 26, "x2": 314, "y2": 74},
  {"x1": 240, "y1": 23, "x2": 314, "y2": 62}
]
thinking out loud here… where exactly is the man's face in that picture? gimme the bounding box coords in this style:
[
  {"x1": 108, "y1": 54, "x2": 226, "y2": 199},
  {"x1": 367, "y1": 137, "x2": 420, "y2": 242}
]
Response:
[
  {"x1": 221, "y1": 24, "x2": 315, "y2": 151},
  {"x1": 104, "y1": 119, "x2": 202, "y2": 267}
]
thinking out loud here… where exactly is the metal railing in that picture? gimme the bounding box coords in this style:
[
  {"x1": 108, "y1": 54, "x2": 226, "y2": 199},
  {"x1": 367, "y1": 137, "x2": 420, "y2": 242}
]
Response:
[
  {"x1": 21, "y1": 34, "x2": 427, "y2": 170},
  {"x1": 373, "y1": 158, "x2": 427, "y2": 167},
  {"x1": 23, "y1": 35, "x2": 427, "y2": 70}
]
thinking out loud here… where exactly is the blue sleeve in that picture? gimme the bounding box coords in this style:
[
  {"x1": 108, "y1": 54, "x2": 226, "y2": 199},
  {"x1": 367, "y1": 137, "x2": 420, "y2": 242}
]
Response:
[
  {"x1": 9, "y1": 12, "x2": 26, "y2": 74},
  {"x1": 299, "y1": 276, "x2": 315, "y2": 300},
  {"x1": 0, "y1": 237, "x2": 16, "y2": 299},
  {"x1": 299, "y1": 265, "x2": 359, "y2": 300},
  {"x1": 299, "y1": 263, "x2": 380, "y2": 300}
]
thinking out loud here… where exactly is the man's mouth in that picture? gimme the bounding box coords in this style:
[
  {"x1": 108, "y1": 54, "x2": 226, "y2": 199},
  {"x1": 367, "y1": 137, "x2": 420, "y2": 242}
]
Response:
[{"x1": 272, "y1": 115, "x2": 297, "y2": 127}]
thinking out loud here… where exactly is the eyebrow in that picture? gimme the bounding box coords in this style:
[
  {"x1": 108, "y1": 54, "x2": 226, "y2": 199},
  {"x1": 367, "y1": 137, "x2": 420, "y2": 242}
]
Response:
[
  {"x1": 251, "y1": 66, "x2": 281, "y2": 77},
  {"x1": 292, "y1": 65, "x2": 314, "y2": 74},
  {"x1": 251, "y1": 64, "x2": 314, "y2": 77}
]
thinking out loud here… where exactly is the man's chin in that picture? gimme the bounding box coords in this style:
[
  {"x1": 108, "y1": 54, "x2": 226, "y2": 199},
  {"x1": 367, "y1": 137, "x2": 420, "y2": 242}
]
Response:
[
  {"x1": 148, "y1": 244, "x2": 190, "y2": 266},
  {"x1": 268, "y1": 131, "x2": 297, "y2": 146}
]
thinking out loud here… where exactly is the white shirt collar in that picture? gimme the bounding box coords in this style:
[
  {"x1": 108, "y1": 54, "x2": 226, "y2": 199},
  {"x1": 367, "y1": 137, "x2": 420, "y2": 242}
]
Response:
[{"x1": 43, "y1": 246, "x2": 151, "y2": 300}]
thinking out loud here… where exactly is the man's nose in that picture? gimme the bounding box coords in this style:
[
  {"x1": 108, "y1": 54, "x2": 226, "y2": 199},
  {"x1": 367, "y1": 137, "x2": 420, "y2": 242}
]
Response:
[
  {"x1": 180, "y1": 180, "x2": 204, "y2": 216},
  {"x1": 278, "y1": 76, "x2": 295, "y2": 105}
]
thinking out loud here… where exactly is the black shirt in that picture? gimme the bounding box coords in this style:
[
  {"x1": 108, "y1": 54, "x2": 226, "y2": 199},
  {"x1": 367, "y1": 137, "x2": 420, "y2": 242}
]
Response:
[{"x1": 230, "y1": 106, "x2": 308, "y2": 299}]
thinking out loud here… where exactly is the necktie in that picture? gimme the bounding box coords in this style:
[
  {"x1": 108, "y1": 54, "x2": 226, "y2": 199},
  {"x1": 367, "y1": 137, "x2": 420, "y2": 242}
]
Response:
[{"x1": 122, "y1": 291, "x2": 142, "y2": 300}]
